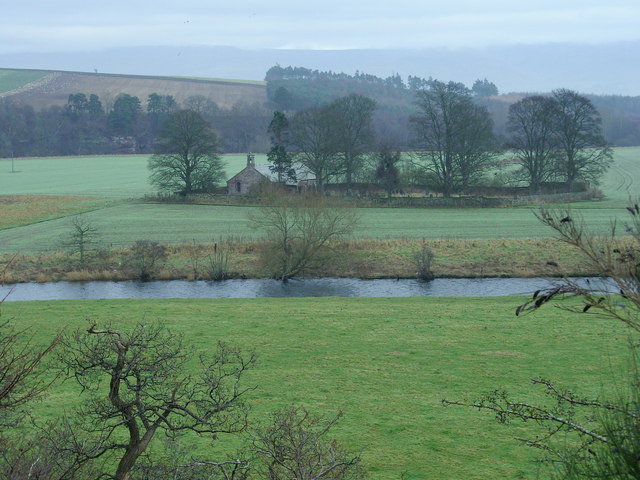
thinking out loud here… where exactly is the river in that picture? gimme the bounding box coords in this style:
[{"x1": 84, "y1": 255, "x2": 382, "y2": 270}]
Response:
[{"x1": 0, "y1": 277, "x2": 606, "y2": 302}]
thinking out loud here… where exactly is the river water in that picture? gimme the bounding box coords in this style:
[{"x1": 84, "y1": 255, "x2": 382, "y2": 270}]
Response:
[{"x1": 0, "y1": 277, "x2": 605, "y2": 302}]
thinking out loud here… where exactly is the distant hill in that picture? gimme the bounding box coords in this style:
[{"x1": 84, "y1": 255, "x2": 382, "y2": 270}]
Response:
[
  {"x1": 2, "y1": 42, "x2": 640, "y2": 95},
  {"x1": 0, "y1": 68, "x2": 267, "y2": 110}
]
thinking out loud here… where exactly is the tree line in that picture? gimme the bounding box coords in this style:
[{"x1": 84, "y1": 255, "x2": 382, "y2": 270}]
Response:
[
  {"x1": 263, "y1": 84, "x2": 611, "y2": 197},
  {"x1": 0, "y1": 92, "x2": 272, "y2": 158},
  {"x1": 267, "y1": 65, "x2": 640, "y2": 147},
  {"x1": 0, "y1": 74, "x2": 615, "y2": 198}
]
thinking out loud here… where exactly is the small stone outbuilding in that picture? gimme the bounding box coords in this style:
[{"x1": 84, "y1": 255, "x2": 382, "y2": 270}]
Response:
[{"x1": 226, "y1": 154, "x2": 315, "y2": 194}]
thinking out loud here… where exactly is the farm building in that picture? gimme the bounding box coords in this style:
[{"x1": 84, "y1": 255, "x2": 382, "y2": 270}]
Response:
[{"x1": 226, "y1": 154, "x2": 315, "y2": 194}]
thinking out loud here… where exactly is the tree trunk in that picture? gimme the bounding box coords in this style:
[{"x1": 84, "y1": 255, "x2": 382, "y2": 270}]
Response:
[{"x1": 114, "y1": 428, "x2": 157, "y2": 480}]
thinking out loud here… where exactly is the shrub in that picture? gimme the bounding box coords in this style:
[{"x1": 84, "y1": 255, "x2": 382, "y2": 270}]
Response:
[{"x1": 125, "y1": 240, "x2": 167, "y2": 281}]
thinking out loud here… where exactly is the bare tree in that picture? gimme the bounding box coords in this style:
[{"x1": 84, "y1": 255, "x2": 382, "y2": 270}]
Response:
[
  {"x1": 410, "y1": 80, "x2": 498, "y2": 197},
  {"x1": 249, "y1": 195, "x2": 357, "y2": 281},
  {"x1": 551, "y1": 89, "x2": 613, "y2": 190},
  {"x1": 125, "y1": 240, "x2": 167, "y2": 281},
  {"x1": 149, "y1": 110, "x2": 226, "y2": 195},
  {"x1": 325, "y1": 94, "x2": 376, "y2": 193},
  {"x1": 445, "y1": 205, "x2": 640, "y2": 478},
  {"x1": 507, "y1": 95, "x2": 560, "y2": 193},
  {"x1": 64, "y1": 215, "x2": 98, "y2": 268},
  {"x1": 0, "y1": 263, "x2": 60, "y2": 479},
  {"x1": 0, "y1": 323, "x2": 58, "y2": 428},
  {"x1": 251, "y1": 407, "x2": 363, "y2": 480},
  {"x1": 0, "y1": 260, "x2": 59, "y2": 426},
  {"x1": 411, "y1": 241, "x2": 435, "y2": 281},
  {"x1": 55, "y1": 323, "x2": 256, "y2": 480},
  {"x1": 289, "y1": 108, "x2": 341, "y2": 194}
]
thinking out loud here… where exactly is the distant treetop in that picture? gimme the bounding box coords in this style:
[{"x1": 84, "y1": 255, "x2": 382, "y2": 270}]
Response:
[{"x1": 472, "y1": 78, "x2": 499, "y2": 97}]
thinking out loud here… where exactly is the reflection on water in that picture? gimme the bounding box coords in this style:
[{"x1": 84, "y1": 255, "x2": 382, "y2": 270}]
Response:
[{"x1": 0, "y1": 277, "x2": 609, "y2": 302}]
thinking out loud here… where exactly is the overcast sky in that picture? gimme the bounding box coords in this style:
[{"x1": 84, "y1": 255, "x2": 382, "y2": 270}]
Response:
[{"x1": 3, "y1": 1, "x2": 640, "y2": 53}]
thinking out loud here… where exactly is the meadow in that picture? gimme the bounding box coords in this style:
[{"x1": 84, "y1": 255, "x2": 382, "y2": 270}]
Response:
[
  {"x1": 0, "y1": 153, "x2": 257, "y2": 197},
  {"x1": 2, "y1": 296, "x2": 630, "y2": 480},
  {"x1": 0, "y1": 202, "x2": 626, "y2": 254},
  {"x1": 0, "y1": 149, "x2": 637, "y2": 254}
]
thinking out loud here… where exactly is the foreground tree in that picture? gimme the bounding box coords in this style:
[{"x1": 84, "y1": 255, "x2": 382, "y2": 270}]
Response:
[
  {"x1": 445, "y1": 205, "x2": 640, "y2": 478},
  {"x1": 149, "y1": 110, "x2": 226, "y2": 195},
  {"x1": 249, "y1": 195, "x2": 357, "y2": 281},
  {"x1": 54, "y1": 323, "x2": 256, "y2": 480},
  {"x1": 507, "y1": 95, "x2": 560, "y2": 193},
  {"x1": 0, "y1": 324, "x2": 58, "y2": 429},
  {"x1": 551, "y1": 89, "x2": 613, "y2": 190},
  {"x1": 410, "y1": 80, "x2": 498, "y2": 197},
  {"x1": 0, "y1": 266, "x2": 60, "y2": 478},
  {"x1": 251, "y1": 407, "x2": 363, "y2": 480}
]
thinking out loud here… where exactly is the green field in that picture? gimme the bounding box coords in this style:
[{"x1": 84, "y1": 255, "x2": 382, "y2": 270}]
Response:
[
  {"x1": 1, "y1": 148, "x2": 637, "y2": 203},
  {"x1": 174, "y1": 75, "x2": 267, "y2": 86},
  {"x1": 0, "y1": 68, "x2": 49, "y2": 93},
  {"x1": 2, "y1": 296, "x2": 629, "y2": 480},
  {"x1": 0, "y1": 153, "x2": 259, "y2": 197},
  {"x1": 0, "y1": 149, "x2": 637, "y2": 253},
  {"x1": 0, "y1": 202, "x2": 628, "y2": 253}
]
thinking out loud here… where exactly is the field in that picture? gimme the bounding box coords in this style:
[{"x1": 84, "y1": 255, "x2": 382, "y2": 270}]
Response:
[
  {"x1": 0, "y1": 202, "x2": 627, "y2": 254},
  {"x1": 0, "y1": 153, "x2": 257, "y2": 197},
  {"x1": 2, "y1": 296, "x2": 630, "y2": 480},
  {"x1": 0, "y1": 69, "x2": 268, "y2": 110},
  {"x1": 0, "y1": 195, "x2": 114, "y2": 229},
  {"x1": 0, "y1": 68, "x2": 48, "y2": 93},
  {"x1": 0, "y1": 149, "x2": 637, "y2": 254}
]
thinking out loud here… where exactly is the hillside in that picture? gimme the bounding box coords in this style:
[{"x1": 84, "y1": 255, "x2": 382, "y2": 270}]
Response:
[{"x1": 0, "y1": 68, "x2": 267, "y2": 110}]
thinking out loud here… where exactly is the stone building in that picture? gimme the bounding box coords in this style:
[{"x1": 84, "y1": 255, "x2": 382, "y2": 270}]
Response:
[{"x1": 226, "y1": 154, "x2": 315, "y2": 194}]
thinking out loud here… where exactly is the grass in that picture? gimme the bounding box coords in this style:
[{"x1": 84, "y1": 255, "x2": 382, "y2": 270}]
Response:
[
  {"x1": 0, "y1": 148, "x2": 635, "y2": 259},
  {"x1": 594, "y1": 147, "x2": 640, "y2": 208},
  {"x1": 1, "y1": 296, "x2": 630, "y2": 480},
  {"x1": 1, "y1": 148, "x2": 637, "y2": 203},
  {"x1": 0, "y1": 153, "x2": 260, "y2": 197},
  {"x1": 0, "y1": 68, "x2": 49, "y2": 93},
  {"x1": 171, "y1": 75, "x2": 266, "y2": 86},
  {"x1": 0, "y1": 201, "x2": 627, "y2": 254},
  {"x1": 0, "y1": 195, "x2": 113, "y2": 230}
]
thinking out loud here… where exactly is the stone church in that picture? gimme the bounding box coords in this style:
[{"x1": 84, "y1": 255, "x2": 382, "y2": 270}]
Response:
[{"x1": 226, "y1": 154, "x2": 314, "y2": 194}]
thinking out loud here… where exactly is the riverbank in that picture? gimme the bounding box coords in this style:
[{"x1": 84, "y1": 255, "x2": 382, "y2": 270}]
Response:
[{"x1": 0, "y1": 237, "x2": 593, "y2": 284}]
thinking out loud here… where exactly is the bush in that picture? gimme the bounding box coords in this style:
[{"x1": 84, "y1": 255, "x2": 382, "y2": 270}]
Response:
[
  {"x1": 412, "y1": 241, "x2": 435, "y2": 281},
  {"x1": 125, "y1": 240, "x2": 167, "y2": 281}
]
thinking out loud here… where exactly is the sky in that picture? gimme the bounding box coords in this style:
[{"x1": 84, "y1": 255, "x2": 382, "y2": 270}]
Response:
[{"x1": 3, "y1": 0, "x2": 640, "y2": 54}]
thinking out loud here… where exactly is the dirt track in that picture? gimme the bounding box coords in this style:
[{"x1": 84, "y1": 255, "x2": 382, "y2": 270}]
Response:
[{"x1": 3, "y1": 71, "x2": 267, "y2": 110}]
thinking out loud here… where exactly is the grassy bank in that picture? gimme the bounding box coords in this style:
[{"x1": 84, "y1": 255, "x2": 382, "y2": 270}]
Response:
[
  {"x1": 0, "y1": 237, "x2": 593, "y2": 284},
  {"x1": 2, "y1": 296, "x2": 629, "y2": 479}
]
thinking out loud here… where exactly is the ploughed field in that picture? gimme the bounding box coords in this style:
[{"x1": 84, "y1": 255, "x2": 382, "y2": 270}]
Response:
[
  {"x1": 2, "y1": 296, "x2": 629, "y2": 480},
  {"x1": 0, "y1": 148, "x2": 638, "y2": 255},
  {"x1": 0, "y1": 69, "x2": 267, "y2": 110}
]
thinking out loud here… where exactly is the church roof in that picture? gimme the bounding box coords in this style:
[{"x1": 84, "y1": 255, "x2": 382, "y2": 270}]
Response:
[{"x1": 254, "y1": 164, "x2": 315, "y2": 185}]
